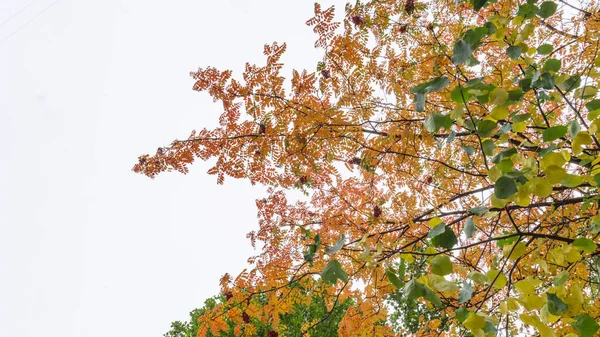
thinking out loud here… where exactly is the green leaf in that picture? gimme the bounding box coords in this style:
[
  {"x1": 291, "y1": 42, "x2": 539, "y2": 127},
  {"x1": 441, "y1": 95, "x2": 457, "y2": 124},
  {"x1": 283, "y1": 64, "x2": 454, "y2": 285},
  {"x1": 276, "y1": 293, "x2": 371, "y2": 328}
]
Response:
[
  {"x1": 519, "y1": 78, "x2": 533, "y2": 92},
  {"x1": 533, "y1": 73, "x2": 555, "y2": 90},
  {"x1": 477, "y1": 120, "x2": 497, "y2": 138},
  {"x1": 398, "y1": 259, "x2": 406, "y2": 280},
  {"x1": 431, "y1": 226, "x2": 458, "y2": 249},
  {"x1": 537, "y1": 44, "x2": 553, "y2": 55},
  {"x1": 540, "y1": 144, "x2": 557, "y2": 156},
  {"x1": 320, "y1": 259, "x2": 348, "y2": 284},
  {"x1": 553, "y1": 271, "x2": 569, "y2": 286},
  {"x1": 428, "y1": 223, "x2": 447, "y2": 238},
  {"x1": 547, "y1": 293, "x2": 568, "y2": 315},
  {"x1": 518, "y1": 3, "x2": 539, "y2": 19},
  {"x1": 586, "y1": 99, "x2": 600, "y2": 119},
  {"x1": 404, "y1": 279, "x2": 423, "y2": 300},
  {"x1": 513, "y1": 113, "x2": 530, "y2": 123},
  {"x1": 470, "y1": 0, "x2": 489, "y2": 11},
  {"x1": 482, "y1": 139, "x2": 496, "y2": 155},
  {"x1": 469, "y1": 207, "x2": 489, "y2": 216},
  {"x1": 411, "y1": 77, "x2": 451, "y2": 94},
  {"x1": 414, "y1": 92, "x2": 425, "y2": 112},
  {"x1": 543, "y1": 125, "x2": 567, "y2": 142},
  {"x1": 451, "y1": 86, "x2": 473, "y2": 103},
  {"x1": 424, "y1": 113, "x2": 453, "y2": 133},
  {"x1": 506, "y1": 46, "x2": 522, "y2": 60},
  {"x1": 543, "y1": 59, "x2": 561, "y2": 73},
  {"x1": 591, "y1": 216, "x2": 600, "y2": 234},
  {"x1": 575, "y1": 86, "x2": 598, "y2": 99},
  {"x1": 458, "y1": 281, "x2": 474, "y2": 304},
  {"x1": 403, "y1": 279, "x2": 442, "y2": 306},
  {"x1": 430, "y1": 255, "x2": 453, "y2": 276},
  {"x1": 572, "y1": 314, "x2": 600, "y2": 337},
  {"x1": 507, "y1": 89, "x2": 524, "y2": 104},
  {"x1": 497, "y1": 123, "x2": 512, "y2": 136},
  {"x1": 303, "y1": 250, "x2": 315, "y2": 263},
  {"x1": 468, "y1": 271, "x2": 487, "y2": 285},
  {"x1": 464, "y1": 217, "x2": 477, "y2": 239},
  {"x1": 464, "y1": 27, "x2": 488, "y2": 48},
  {"x1": 562, "y1": 174, "x2": 584, "y2": 188},
  {"x1": 538, "y1": 1, "x2": 558, "y2": 18},
  {"x1": 456, "y1": 307, "x2": 470, "y2": 323},
  {"x1": 422, "y1": 285, "x2": 443, "y2": 307},
  {"x1": 465, "y1": 55, "x2": 480, "y2": 66},
  {"x1": 325, "y1": 234, "x2": 346, "y2": 254},
  {"x1": 558, "y1": 75, "x2": 581, "y2": 92},
  {"x1": 452, "y1": 40, "x2": 474, "y2": 65},
  {"x1": 568, "y1": 120, "x2": 581, "y2": 138},
  {"x1": 484, "y1": 22, "x2": 497, "y2": 34},
  {"x1": 462, "y1": 145, "x2": 475, "y2": 156},
  {"x1": 447, "y1": 130, "x2": 456, "y2": 144},
  {"x1": 492, "y1": 148, "x2": 517, "y2": 164},
  {"x1": 497, "y1": 158, "x2": 514, "y2": 173},
  {"x1": 303, "y1": 234, "x2": 321, "y2": 262},
  {"x1": 386, "y1": 268, "x2": 404, "y2": 288},
  {"x1": 484, "y1": 321, "x2": 497, "y2": 335},
  {"x1": 573, "y1": 238, "x2": 597, "y2": 253},
  {"x1": 495, "y1": 176, "x2": 518, "y2": 199}
]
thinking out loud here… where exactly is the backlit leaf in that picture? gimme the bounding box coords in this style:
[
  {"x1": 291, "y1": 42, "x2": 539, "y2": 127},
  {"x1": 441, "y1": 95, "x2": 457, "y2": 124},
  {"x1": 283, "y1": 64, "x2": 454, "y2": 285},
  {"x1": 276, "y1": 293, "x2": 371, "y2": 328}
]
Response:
[
  {"x1": 495, "y1": 176, "x2": 518, "y2": 199},
  {"x1": 320, "y1": 259, "x2": 348, "y2": 284},
  {"x1": 430, "y1": 255, "x2": 453, "y2": 275}
]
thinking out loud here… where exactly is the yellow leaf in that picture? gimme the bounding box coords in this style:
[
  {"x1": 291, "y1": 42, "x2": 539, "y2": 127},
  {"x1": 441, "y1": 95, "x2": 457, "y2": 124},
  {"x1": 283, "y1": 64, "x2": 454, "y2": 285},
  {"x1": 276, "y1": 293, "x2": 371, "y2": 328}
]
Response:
[
  {"x1": 514, "y1": 279, "x2": 536, "y2": 295},
  {"x1": 520, "y1": 313, "x2": 541, "y2": 327},
  {"x1": 491, "y1": 106, "x2": 509, "y2": 120},
  {"x1": 486, "y1": 270, "x2": 507, "y2": 289},
  {"x1": 544, "y1": 165, "x2": 567, "y2": 184},
  {"x1": 503, "y1": 241, "x2": 527, "y2": 260},
  {"x1": 490, "y1": 88, "x2": 509, "y2": 106},
  {"x1": 507, "y1": 298, "x2": 520, "y2": 311},
  {"x1": 532, "y1": 177, "x2": 553, "y2": 198},
  {"x1": 518, "y1": 294, "x2": 546, "y2": 310},
  {"x1": 540, "y1": 152, "x2": 567, "y2": 170},
  {"x1": 464, "y1": 313, "x2": 486, "y2": 331},
  {"x1": 491, "y1": 194, "x2": 508, "y2": 208},
  {"x1": 429, "y1": 217, "x2": 443, "y2": 228},
  {"x1": 400, "y1": 253, "x2": 415, "y2": 264},
  {"x1": 473, "y1": 329, "x2": 485, "y2": 337},
  {"x1": 512, "y1": 121, "x2": 527, "y2": 132},
  {"x1": 488, "y1": 166, "x2": 503, "y2": 182},
  {"x1": 428, "y1": 274, "x2": 459, "y2": 293},
  {"x1": 565, "y1": 248, "x2": 581, "y2": 263},
  {"x1": 500, "y1": 301, "x2": 508, "y2": 314},
  {"x1": 573, "y1": 132, "x2": 593, "y2": 155}
]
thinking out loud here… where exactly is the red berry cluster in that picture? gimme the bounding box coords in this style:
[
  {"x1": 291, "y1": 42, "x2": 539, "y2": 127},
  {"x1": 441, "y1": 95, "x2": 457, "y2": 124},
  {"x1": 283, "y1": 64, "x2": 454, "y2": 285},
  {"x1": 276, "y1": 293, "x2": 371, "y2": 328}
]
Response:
[
  {"x1": 223, "y1": 291, "x2": 233, "y2": 301},
  {"x1": 373, "y1": 205, "x2": 382, "y2": 218},
  {"x1": 320, "y1": 69, "x2": 331, "y2": 78},
  {"x1": 242, "y1": 312, "x2": 250, "y2": 324},
  {"x1": 267, "y1": 331, "x2": 279, "y2": 337},
  {"x1": 348, "y1": 157, "x2": 362, "y2": 165},
  {"x1": 351, "y1": 16, "x2": 364, "y2": 26},
  {"x1": 405, "y1": 0, "x2": 415, "y2": 14}
]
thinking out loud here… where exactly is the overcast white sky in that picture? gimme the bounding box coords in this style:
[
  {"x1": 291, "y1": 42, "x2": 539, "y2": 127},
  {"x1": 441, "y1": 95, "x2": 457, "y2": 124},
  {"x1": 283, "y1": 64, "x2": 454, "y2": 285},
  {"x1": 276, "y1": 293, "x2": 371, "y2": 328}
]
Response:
[{"x1": 0, "y1": 1, "x2": 338, "y2": 336}]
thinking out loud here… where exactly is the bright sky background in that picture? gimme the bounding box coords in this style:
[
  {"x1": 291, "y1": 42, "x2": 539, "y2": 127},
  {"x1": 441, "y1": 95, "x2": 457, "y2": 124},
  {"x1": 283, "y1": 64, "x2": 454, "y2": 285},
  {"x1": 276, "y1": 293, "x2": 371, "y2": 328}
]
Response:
[{"x1": 0, "y1": 0, "x2": 337, "y2": 336}]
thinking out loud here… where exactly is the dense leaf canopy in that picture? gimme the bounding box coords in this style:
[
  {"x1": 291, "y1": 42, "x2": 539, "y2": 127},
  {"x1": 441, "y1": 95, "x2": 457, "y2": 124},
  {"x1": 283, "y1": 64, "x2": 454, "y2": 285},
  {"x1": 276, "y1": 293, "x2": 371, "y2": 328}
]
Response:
[{"x1": 135, "y1": 0, "x2": 600, "y2": 336}]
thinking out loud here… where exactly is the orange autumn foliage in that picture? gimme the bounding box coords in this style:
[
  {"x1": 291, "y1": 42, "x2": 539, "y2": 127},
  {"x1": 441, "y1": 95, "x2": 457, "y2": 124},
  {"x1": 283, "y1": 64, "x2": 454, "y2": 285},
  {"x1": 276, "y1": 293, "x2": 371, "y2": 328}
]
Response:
[{"x1": 135, "y1": 1, "x2": 600, "y2": 336}]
